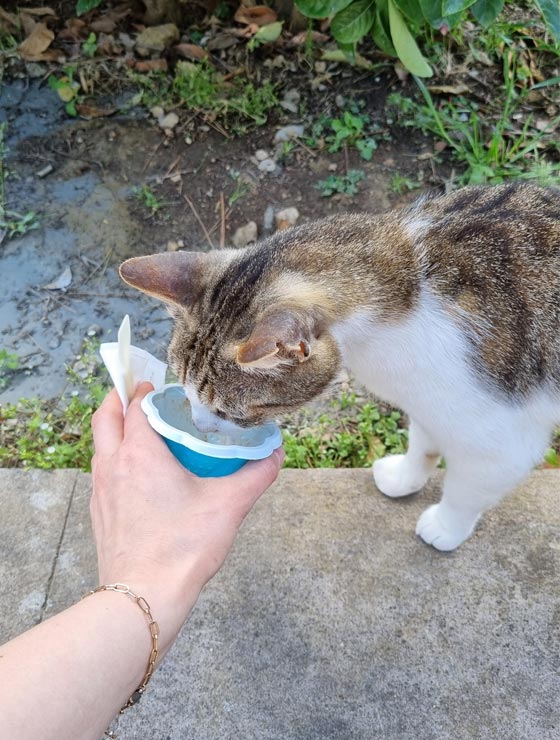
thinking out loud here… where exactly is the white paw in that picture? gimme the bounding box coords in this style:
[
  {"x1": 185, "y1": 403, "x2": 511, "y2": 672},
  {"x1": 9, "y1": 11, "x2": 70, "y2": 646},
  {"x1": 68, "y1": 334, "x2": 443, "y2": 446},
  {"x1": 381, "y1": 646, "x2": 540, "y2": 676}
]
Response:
[
  {"x1": 416, "y1": 504, "x2": 477, "y2": 551},
  {"x1": 373, "y1": 455, "x2": 427, "y2": 498}
]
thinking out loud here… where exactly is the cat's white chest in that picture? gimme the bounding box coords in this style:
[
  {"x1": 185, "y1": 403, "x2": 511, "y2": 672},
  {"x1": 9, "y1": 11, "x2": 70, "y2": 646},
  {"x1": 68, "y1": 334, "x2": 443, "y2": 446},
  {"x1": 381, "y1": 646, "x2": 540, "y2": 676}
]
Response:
[{"x1": 330, "y1": 289, "x2": 477, "y2": 433}]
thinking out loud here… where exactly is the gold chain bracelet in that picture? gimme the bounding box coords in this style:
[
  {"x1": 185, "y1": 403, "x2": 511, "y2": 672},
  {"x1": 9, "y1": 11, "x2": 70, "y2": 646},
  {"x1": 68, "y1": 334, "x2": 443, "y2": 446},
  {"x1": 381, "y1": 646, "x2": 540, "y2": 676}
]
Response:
[{"x1": 82, "y1": 583, "x2": 160, "y2": 738}]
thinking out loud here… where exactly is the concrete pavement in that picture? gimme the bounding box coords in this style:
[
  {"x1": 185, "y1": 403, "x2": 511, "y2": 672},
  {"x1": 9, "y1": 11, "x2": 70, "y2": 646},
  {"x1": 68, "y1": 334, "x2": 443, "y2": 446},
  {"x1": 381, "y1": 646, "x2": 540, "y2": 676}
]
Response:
[{"x1": 1, "y1": 468, "x2": 558, "y2": 739}]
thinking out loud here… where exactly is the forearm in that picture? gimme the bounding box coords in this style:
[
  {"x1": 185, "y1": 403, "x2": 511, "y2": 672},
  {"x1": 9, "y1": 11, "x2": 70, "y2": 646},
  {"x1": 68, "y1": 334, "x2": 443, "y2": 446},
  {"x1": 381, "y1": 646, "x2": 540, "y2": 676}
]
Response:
[{"x1": 0, "y1": 585, "x2": 196, "y2": 740}]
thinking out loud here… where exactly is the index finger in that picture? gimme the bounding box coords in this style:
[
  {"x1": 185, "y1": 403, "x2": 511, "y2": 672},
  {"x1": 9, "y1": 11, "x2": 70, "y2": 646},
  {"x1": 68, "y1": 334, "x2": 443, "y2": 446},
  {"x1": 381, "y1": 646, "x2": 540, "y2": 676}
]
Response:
[
  {"x1": 91, "y1": 388, "x2": 125, "y2": 458},
  {"x1": 122, "y1": 381, "x2": 158, "y2": 444}
]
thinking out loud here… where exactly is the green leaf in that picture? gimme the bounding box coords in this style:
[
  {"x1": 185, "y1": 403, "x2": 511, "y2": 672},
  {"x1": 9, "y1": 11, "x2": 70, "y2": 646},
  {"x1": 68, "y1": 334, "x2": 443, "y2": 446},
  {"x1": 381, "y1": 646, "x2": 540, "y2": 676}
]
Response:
[
  {"x1": 388, "y1": 0, "x2": 432, "y2": 76},
  {"x1": 470, "y1": 0, "x2": 504, "y2": 26},
  {"x1": 252, "y1": 21, "x2": 283, "y2": 43},
  {"x1": 295, "y1": 0, "x2": 354, "y2": 19},
  {"x1": 442, "y1": 0, "x2": 476, "y2": 14},
  {"x1": 371, "y1": 0, "x2": 396, "y2": 55},
  {"x1": 545, "y1": 447, "x2": 560, "y2": 466},
  {"x1": 417, "y1": 0, "x2": 451, "y2": 27},
  {"x1": 534, "y1": 0, "x2": 560, "y2": 41},
  {"x1": 76, "y1": 0, "x2": 104, "y2": 16},
  {"x1": 331, "y1": 0, "x2": 376, "y2": 44},
  {"x1": 393, "y1": 0, "x2": 424, "y2": 25}
]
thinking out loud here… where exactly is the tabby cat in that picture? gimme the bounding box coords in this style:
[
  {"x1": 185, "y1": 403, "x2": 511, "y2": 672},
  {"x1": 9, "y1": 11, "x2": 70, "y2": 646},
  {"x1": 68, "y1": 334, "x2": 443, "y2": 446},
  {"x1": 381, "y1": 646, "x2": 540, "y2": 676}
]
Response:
[{"x1": 120, "y1": 182, "x2": 560, "y2": 551}]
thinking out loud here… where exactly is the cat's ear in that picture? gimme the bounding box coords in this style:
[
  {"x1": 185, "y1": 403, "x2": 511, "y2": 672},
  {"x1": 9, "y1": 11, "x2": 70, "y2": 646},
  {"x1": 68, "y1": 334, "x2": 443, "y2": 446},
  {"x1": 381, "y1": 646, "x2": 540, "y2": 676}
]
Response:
[
  {"x1": 236, "y1": 311, "x2": 312, "y2": 369},
  {"x1": 119, "y1": 252, "x2": 207, "y2": 307}
]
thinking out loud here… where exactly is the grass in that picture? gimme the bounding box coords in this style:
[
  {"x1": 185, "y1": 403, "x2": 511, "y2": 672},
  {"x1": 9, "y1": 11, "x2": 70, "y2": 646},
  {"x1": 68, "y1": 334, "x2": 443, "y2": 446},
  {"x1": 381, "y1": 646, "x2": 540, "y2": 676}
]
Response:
[
  {"x1": 283, "y1": 393, "x2": 408, "y2": 468},
  {"x1": 387, "y1": 52, "x2": 560, "y2": 186},
  {"x1": 130, "y1": 61, "x2": 278, "y2": 134},
  {"x1": 0, "y1": 340, "x2": 108, "y2": 471},
  {"x1": 0, "y1": 349, "x2": 19, "y2": 391}
]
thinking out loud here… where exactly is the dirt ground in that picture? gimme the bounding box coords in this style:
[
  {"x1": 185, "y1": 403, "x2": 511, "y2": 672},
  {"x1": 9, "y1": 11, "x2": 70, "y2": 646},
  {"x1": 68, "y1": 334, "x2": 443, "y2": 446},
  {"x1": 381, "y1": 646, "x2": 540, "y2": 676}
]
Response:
[{"x1": 0, "y1": 63, "x2": 446, "y2": 404}]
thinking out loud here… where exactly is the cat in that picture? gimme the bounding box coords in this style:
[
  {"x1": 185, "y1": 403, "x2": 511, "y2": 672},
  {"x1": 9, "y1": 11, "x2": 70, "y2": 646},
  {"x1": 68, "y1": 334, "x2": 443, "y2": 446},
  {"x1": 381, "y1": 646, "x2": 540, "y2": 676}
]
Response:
[{"x1": 119, "y1": 182, "x2": 560, "y2": 551}]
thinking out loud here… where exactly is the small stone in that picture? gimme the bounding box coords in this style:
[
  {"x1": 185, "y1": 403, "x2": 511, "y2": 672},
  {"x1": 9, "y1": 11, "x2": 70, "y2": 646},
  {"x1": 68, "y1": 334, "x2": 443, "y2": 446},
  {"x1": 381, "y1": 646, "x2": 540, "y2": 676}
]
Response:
[
  {"x1": 87, "y1": 324, "x2": 102, "y2": 337},
  {"x1": 232, "y1": 221, "x2": 258, "y2": 248},
  {"x1": 258, "y1": 158, "x2": 276, "y2": 173},
  {"x1": 314, "y1": 61, "x2": 326, "y2": 73},
  {"x1": 158, "y1": 112, "x2": 179, "y2": 130},
  {"x1": 169, "y1": 173, "x2": 182, "y2": 183},
  {"x1": 275, "y1": 207, "x2": 300, "y2": 231},
  {"x1": 335, "y1": 94, "x2": 346, "y2": 109},
  {"x1": 150, "y1": 105, "x2": 164, "y2": 119},
  {"x1": 166, "y1": 240, "x2": 180, "y2": 251},
  {"x1": 135, "y1": 23, "x2": 180, "y2": 53},
  {"x1": 255, "y1": 149, "x2": 269, "y2": 161},
  {"x1": 274, "y1": 125, "x2": 304, "y2": 144},
  {"x1": 48, "y1": 337, "x2": 61, "y2": 350},
  {"x1": 328, "y1": 163, "x2": 338, "y2": 172},
  {"x1": 263, "y1": 205, "x2": 275, "y2": 233}
]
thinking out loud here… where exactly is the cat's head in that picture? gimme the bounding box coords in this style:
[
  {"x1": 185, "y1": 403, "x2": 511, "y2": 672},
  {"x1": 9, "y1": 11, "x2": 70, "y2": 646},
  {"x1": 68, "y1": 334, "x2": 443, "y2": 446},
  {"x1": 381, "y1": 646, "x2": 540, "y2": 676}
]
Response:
[{"x1": 120, "y1": 248, "x2": 340, "y2": 431}]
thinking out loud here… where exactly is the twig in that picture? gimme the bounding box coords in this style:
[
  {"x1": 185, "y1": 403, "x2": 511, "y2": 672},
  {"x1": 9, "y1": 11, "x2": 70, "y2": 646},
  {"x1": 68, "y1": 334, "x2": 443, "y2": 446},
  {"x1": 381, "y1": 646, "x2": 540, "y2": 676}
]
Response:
[
  {"x1": 29, "y1": 287, "x2": 78, "y2": 315},
  {"x1": 142, "y1": 138, "x2": 165, "y2": 173},
  {"x1": 219, "y1": 193, "x2": 226, "y2": 249},
  {"x1": 183, "y1": 194, "x2": 215, "y2": 250}
]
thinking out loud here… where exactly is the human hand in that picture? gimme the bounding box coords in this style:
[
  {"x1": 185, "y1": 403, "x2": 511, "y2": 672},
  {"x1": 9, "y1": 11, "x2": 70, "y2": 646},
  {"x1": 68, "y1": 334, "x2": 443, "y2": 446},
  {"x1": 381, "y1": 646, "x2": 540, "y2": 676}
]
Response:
[{"x1": 90, "y1": 383, "x2": 284, "y2": 653}]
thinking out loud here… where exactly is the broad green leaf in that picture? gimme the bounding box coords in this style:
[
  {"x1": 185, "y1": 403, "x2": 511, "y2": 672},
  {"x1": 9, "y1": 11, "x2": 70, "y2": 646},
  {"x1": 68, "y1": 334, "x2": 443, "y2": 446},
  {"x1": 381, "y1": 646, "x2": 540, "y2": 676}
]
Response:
[
  {"x1": 418, "y1": 0, "x2": 456, "y2": 27},
  {"x1": 470, "y1": 0, "x2": 504, "y2": 26},
  {"x1": 321, "y1": 48, "x2": 373, "y2": 67},
  {"x1": 332, "y1": 0, "x2": 376, "y2": 44},
  {"x1": 76, "y1": 0, "x2": 104, "y2": 16},
  {"x1": 252, "y1": 21, "x2": 283, "y2": 43},
  {"x1": 388, "y1": 0, "x2": 432, "y2": 76},
  {"x1": 442, "y1": 0, "x2": 477, "y2": 14},
  {"x1": 534, "y1": 0, "x2": 560, "y2": 41},
  {"x1": 371, "y1": 0, "x2": 396, "y2": 55},
  {"x1": 393, "y1": 0, "x2": 424, "y2": 25},
  {"x1": 295, "y1": 0, "x2": 354, "y2": 19}
]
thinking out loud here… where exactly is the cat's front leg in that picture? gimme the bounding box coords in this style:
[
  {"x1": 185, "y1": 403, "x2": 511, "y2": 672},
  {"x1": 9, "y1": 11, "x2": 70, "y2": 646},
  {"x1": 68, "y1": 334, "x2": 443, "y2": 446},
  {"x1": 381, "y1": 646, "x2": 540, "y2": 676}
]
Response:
[
  {"x1": 373, "y1": 419, "x2": 439, "y2": 498},
  {"x1": 416, "y1": 465, "x2": 514, "y2": 551}
]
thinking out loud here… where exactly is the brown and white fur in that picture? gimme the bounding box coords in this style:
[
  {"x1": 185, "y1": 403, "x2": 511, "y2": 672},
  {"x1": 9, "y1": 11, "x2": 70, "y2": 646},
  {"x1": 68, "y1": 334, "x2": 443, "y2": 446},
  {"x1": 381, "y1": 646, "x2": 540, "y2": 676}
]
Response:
[{"x1": 120, "y1": 182, "x2": 560, "y2": 551}]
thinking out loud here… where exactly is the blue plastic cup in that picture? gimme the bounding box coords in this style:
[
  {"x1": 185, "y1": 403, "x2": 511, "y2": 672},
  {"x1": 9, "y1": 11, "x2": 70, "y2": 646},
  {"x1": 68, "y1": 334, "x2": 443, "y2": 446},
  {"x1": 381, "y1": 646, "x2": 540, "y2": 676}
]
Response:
[{"x1": 141, "y1": 384, "x2": 282, "y2": 477}]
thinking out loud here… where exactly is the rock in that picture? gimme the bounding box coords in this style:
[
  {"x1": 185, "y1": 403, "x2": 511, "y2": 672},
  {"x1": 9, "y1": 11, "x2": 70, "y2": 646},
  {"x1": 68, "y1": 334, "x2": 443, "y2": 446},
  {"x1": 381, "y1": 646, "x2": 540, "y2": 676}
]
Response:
[
  {"x1": 255, "y1": 149, "x2": 269, "y2": 161},
  {"x1": 328, "y1": 163, "x2": 338, "y2": 172},
  {"x1": 135, "y1": 23, "x2": 180, "y2": 53},
  {"x1": 48, "y1": 337, "x2": 61, "y2": 350},
  {"x1": 166, "y1": 239, "x2": 180, "y2": 251},
  {"x1": 150, "y1": 105, "x2": 164, "y2": 119},
  {"x1": 263, "y1": 205, "x2": 275, "y2": 233},
  {"x1": 280, "y1": 89, "x2": 300, "y2": 114},
  {"x1": 232, "y1": 222, "x2": 258, "y2": 248},
  {"x1": 274, "y1": 124, "x2": 304, "y2": 143},
  {"x1": 258, "y1": 158, "x2": 276, "y2": 173},
  {"x1": 158, "y1": 112, "x2": 179, "y2": 130},
  {"x1": 86, "y1": 324, "x2": 102, "y2": 337},
  {"x1": 275, "y1": 207, "x2": 300, "y2": 231}
]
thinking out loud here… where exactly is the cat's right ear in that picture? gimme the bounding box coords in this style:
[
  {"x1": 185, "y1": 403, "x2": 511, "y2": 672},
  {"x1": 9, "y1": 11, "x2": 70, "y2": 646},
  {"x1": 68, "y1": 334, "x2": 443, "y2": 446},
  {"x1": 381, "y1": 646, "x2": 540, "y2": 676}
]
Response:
[{"x1": 119, "y1": 252, "x2": 207, "y2": 307}]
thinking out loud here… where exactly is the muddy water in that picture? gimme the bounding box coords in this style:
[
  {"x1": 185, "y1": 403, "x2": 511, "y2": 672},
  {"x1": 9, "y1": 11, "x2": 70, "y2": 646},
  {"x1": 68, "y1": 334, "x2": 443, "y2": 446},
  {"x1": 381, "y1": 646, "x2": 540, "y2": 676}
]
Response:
[{"x1": 1, "y1": 81, "x2": 172, "y2": 401}]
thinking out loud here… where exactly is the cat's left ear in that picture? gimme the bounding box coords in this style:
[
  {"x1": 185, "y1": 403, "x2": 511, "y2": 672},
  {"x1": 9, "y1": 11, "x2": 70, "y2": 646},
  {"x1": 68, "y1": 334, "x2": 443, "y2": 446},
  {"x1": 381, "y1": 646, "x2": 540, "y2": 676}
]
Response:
[
  {"x1": 119, "y1": 252, "x2": 207, "y2": 307},
  {"x1": 236, "y1": 311, "x2": 314, "y2": 369}
]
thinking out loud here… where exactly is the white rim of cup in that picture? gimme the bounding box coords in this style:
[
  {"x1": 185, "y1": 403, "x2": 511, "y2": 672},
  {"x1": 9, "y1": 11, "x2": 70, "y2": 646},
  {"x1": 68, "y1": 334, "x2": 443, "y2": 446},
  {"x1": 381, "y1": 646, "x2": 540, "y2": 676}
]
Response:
[{"x1": 141, "y1": 384, "x2": 282, "y2": 460}]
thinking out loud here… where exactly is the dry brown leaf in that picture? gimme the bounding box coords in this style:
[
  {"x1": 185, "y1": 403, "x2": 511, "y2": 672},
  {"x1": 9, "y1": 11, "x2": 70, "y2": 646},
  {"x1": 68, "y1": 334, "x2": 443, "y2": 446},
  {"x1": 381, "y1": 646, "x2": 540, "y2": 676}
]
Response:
[
  {"x1": 234, "y1": 5, "x2": 277, "y2": 27},
  {"x1": 19, "y1": 22, "x2": 54, "y2": 59},
  {"x1": 0, "y1": 8, "x2": 18, "y2": 31},
  {"x1": 90, "y1": 17, "x2": 117, "y2": 33},
  {"x1": 20, "y1": 12, "x2": 38, "y2": 37},
  {"x1": 75, "y1": 104, "x2": 117, "y2": 119},
  {"x1": 21, "y1": 7, "x2": 56, "y2": 17},
  {"x1": 174, "y1": 43, "x2": 207, "y2": 60},
  {"x1": 289, "y1": 30, "x2": 328, "y2": 46},
  {"x1": 206, "y1": 31, "x2": 240, "y2": 50},
  {"x1": 427, "y1": 83, "x2": 471, "y2": 95},
  {"x1": 135, "y1": 58, "x2": 168, "y2": 72}
]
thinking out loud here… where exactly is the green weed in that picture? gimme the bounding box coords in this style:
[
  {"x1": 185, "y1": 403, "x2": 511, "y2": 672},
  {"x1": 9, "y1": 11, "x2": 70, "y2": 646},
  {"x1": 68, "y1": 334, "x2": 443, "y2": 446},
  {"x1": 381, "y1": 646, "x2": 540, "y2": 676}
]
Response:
[
  {"x1": 131, "y1": 62, "x2": 278, "y2": 133},
  {"x1": 0, "y1": 123, "x2": 39, "y2": 242},
  {"x1": 308, "y1": 109, "x2": 389, "y2": 161},
  {"x1": 0, "y1": 349, "x2": 19, "y2": 391},
  {"x1": 82, "y1": 32, "x2": 98, "y2": 58},
  {"x1": 391, "y1": 174, "x2": 421, "y2": 194},
  {"x1": 316, "y1": 170, "x2": 365, "y2": 197},
  {"x1": 387, "y1": 56, "x2": 560, "y2": 185},
  {"x1": 133, "y1": 184, "x2": 165, "y2": 216},
  {"x1": 283, "y1": 393, "x2": 408, "y2": 468}
]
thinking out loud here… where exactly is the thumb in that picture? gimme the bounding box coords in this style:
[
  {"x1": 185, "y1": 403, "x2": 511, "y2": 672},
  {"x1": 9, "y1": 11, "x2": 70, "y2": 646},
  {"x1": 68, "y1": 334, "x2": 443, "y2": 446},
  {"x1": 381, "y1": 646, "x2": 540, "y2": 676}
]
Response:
[{"x1": 221, "y1": 447, "x2": 285, "y2": 513}]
